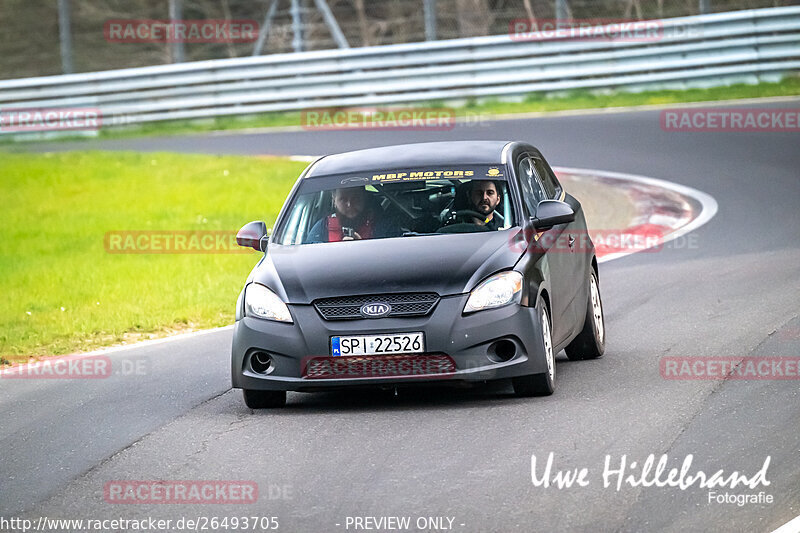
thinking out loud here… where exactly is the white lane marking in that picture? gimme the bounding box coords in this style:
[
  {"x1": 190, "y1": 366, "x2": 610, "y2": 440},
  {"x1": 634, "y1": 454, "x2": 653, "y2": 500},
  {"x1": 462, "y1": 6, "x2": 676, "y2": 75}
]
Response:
[
  {"x1": 0, "y1": 325, "x2": 234, "y2": 374},
  {"x1": 554, "y1": 166, "x2": 719, "y2": 264},
  {"x1": 771, "y1": 515, "x2": 800, "y2": 533},
  {"x1": 75, "y1": 324, "x2": 234, "y2": 355}
]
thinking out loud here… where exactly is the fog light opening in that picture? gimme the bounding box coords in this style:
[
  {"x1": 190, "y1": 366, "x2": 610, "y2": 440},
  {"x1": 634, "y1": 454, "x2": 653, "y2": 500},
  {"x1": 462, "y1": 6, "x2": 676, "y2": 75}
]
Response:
[
  {"x1": 250, "y1": 351, "x2": 272, "y2": 374},
  {"x1": 489, "y1": 340, "x2": 517, "y2": 362}
]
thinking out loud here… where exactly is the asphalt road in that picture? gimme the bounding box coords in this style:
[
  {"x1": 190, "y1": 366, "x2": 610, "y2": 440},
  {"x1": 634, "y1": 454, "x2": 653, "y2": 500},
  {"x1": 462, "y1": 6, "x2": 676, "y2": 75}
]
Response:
[{"x1": 2, "y1": 101, "x2": 799, "y2": 533}]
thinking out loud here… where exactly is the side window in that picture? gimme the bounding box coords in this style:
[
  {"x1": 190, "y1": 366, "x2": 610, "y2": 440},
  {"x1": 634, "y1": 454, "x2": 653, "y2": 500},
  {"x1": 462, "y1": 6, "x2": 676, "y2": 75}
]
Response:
[
  {"x1": 517, "y1": 156, "x2": 546, "y2": 217},
  {"x1": 516, "y1": 158, "x2": 537, "y2": 216},
  {"x1": 532, "y1": 157, "x2": 560, "y2": 199}
]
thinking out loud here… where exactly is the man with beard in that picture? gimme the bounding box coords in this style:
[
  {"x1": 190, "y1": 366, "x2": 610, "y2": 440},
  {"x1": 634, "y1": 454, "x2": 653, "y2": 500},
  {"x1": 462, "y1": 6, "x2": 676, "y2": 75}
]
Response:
[
  {"x1": 307, "y1": 186, "x2": 394, "y2": 243},
  {"x1": 467, "y1": 180, "x2": 503, "y2": 230}
]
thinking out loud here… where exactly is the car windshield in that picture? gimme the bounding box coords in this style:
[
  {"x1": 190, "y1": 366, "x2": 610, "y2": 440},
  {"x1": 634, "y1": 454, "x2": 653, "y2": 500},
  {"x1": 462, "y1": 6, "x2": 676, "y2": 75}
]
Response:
[{"x1": 274, "y1": 165, "x2": 516, "y2": 245}]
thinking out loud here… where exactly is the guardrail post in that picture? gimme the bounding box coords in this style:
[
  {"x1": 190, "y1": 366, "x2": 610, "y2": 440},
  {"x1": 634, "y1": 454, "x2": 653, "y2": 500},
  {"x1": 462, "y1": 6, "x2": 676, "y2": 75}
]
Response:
[
  {"x1": 57, "y1": 0, "x2": 73, "y2": 74},
  {"x1": 555, "y1": 0, "x2": 570, "y2": 21},
  {"x1": 252, "y1": 0, "x2": 279, "y2": 56},
  {"x1": 169, "y1": 0, "x2": 185, "y2": 63},
  {"x1": 315, "y1": 0, "x2": 350, "y2": 48},
  {"x1": 424, "y1": 0, "x2": 438, "y2": 41},
  {"x1": 698, "y1": 0, "x2": 711, "y2": 14},
  {"x1": 291, "y1": 0, "x2": 305, "y2": 53}
]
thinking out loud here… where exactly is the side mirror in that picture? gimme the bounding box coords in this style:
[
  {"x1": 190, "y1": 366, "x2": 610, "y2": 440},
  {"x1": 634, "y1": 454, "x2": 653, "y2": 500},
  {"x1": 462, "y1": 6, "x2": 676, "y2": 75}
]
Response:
[
  {"x1": 236, "y1": 221, "x2": 268, "y2": 252},
  {"x1": 532, "y1": 200, "x2": 575, "y2": 229}
]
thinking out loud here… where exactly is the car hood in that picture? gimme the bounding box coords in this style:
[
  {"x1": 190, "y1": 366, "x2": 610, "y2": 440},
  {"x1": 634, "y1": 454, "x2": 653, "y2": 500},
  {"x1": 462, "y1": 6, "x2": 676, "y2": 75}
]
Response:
[{"x1": 251, "y1": 230, "x2": 524, "y2": 303}]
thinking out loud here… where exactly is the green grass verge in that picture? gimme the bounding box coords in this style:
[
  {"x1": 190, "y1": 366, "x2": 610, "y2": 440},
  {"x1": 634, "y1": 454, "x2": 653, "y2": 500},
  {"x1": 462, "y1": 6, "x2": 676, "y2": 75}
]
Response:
[
  {"x1": 0, "y1": 151, "x2": 307, "y2": 362},
  {"x1": 4, "y1": 77, "x2": 798, "y2": 143},
  {"x1": 460, "y1": 76, "x2": 800, "y2": 115}
]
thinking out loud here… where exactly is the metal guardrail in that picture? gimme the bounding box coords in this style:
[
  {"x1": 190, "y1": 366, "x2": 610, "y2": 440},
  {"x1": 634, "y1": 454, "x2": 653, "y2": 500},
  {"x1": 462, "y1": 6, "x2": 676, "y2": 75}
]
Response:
[{"x1": 0, "y1": 6, "x2": 798, "y2": 132}]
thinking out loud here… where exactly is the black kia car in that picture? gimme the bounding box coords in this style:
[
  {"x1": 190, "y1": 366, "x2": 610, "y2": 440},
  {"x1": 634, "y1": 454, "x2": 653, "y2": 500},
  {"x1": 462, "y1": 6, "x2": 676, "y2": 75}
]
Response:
[{"x1": 232, "y1": 141, "x2": 605, "y2": 408}]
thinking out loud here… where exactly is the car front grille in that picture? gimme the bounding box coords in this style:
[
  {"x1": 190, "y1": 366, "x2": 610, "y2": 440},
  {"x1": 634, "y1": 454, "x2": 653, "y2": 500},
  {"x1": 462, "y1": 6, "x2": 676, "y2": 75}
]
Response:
[
  {"x1": 313, "y1": 292, "x2": 440, "y2": 320},
  {"x1": 303, "y1": 354, "x2": 456, "y2": 379}
]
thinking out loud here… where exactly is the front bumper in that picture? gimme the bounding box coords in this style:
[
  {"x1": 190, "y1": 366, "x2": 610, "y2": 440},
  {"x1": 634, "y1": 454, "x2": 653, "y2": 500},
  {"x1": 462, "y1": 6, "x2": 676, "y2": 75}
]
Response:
[{"x1": 231, "y1": 294, "x2": 546, "y2": 391}]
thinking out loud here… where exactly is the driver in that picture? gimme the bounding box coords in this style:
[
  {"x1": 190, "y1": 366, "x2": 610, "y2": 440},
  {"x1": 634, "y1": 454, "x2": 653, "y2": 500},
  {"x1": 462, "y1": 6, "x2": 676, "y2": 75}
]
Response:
[
  {"x1": 307, "y1": 186, "x2": 392, "y2": 242},
  {"x1": 467, "y1": 180, "x2": 502, "y2": 230}
]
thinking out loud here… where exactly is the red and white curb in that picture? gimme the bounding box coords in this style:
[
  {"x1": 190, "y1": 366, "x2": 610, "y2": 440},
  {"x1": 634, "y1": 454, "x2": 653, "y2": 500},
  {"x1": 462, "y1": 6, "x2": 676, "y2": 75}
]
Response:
[{"x1": 554, "y1": 166, "x2": 718, "y2": 263}]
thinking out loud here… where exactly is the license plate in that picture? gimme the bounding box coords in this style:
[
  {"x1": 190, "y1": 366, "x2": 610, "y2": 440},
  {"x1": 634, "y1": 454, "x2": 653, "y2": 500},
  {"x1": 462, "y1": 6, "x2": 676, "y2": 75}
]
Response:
[{"x1": 331, "y1": 332, "x2": 425, "y2": 356}]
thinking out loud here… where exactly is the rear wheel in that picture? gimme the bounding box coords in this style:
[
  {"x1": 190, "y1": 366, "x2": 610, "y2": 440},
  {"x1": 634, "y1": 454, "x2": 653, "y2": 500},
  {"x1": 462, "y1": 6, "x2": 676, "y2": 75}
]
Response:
[
  {"x1": 513, "y1": 295, "x2": 555, "y2": 397},
  {"x1": 565, "y1": 269, "x2": 605, "y2": 361},
  {"x1": 242, "y1": 389, "x2": 286, "y2": 409}
]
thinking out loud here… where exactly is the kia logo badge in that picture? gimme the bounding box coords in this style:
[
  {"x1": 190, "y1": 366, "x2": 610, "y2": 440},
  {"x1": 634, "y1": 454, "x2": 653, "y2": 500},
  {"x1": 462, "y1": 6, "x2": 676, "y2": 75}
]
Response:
[{"x1": 360, "y1": 302, "x2": 391, "y2": 318}]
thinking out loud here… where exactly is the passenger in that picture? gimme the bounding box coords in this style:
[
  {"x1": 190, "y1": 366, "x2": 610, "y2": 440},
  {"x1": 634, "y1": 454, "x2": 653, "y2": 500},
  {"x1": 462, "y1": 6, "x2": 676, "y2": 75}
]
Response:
[
  {"x1": 467, "y1": 180, "x2": 502, "y2": 230},
  {"x1": 307, "y1": 187, "x2": 394, "y2": 242}
]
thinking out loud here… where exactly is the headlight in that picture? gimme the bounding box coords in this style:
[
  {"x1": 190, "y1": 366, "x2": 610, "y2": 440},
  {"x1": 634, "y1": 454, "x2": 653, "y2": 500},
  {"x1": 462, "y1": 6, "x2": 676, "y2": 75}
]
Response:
[
  {"x1": 244, "y1": 283, "x2": 293, "y2": 323},
  {"x1": 464, "y1": 271, "x2": 523, "y2": 313}
]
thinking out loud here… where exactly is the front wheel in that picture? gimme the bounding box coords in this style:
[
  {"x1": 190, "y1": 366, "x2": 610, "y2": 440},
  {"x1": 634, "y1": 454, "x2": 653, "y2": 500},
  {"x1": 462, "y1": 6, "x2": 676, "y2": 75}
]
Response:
[
  {"x1": 565, "y1": 269, "x2": 605, "y2": 361},
  {"x1": 513, "y1": 295, "x2": 555, "y2": 397},
  {"x1": 242, "y1": 389, "x2": 286, "y2": 409}
]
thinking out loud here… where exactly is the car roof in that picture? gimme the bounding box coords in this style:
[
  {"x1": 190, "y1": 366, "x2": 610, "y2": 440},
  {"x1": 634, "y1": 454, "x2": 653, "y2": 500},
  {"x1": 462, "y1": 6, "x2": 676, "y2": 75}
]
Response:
[{"x1": 305, "y1": 141, "x2": 515, "y2": 177}]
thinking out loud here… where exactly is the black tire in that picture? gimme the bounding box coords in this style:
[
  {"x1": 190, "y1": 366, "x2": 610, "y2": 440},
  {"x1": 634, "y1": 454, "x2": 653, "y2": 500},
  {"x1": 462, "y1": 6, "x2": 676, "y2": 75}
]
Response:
[
  {"x1": 513, "y1": 295, "x2": 555, "y2": 397},
  {"x1": 565, "y1": 269, "x2": 605, "y2": 361},
  {"x1": 242, "y1": 389, "x2": 287, "y2": 409}
]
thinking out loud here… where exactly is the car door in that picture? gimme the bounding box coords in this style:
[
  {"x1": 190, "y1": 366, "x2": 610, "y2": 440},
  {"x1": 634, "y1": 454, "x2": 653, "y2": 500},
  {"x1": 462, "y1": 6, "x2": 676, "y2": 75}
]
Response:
[
  {"x1": 517, "y1": 154, "x2": 572, "y2": 345},
  {"x1": 532, "y1": 156, "x2": 589, "y2": 336}
]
